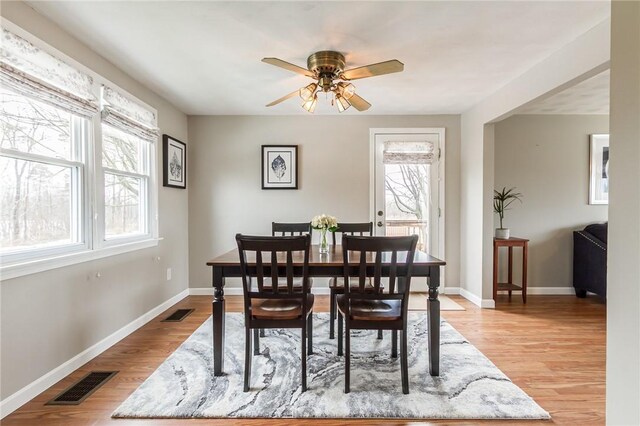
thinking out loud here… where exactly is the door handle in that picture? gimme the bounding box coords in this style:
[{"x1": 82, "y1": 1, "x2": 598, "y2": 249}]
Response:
[
  {"x1": 377, "y1": 221, "x2": 383, "y2": 227},
  {"x1": 377, "y1": 210, "x2": 384, "y2": 216}
]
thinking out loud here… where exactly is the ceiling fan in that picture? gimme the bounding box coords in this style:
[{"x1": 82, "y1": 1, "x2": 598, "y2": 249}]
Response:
[{"x1": 262, "y1": 51, "x2": 404, "y2": 113}]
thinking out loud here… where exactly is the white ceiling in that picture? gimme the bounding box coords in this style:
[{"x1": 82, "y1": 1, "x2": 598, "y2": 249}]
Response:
[
  {"x1": 28, "y1": 1, "x2": 610, "y2": 115},
  {"x1": 518, "y1": 70, "x2": 610, "y2": 114}
]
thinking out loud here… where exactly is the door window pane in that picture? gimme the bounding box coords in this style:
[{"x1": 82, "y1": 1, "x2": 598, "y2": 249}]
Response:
[
  {"x1": 384, "y1": 163, "x2": 431, "y2": 251},
  {"x1": 0, "y1": 87, "x2": 73, "y2": 160},
  {"x1": 0, "y1": 157, "x2": 73, "y2": 250},
  {"x1": 104, "y1": 173, "x2": 142, "y2": 237}
]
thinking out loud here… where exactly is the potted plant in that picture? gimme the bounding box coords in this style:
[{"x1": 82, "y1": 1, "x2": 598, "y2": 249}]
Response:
[{"x1": 493, "y1": 187, "x2": 522, "y2": 239}]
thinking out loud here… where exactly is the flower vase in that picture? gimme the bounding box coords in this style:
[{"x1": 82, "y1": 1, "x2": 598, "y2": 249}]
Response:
[{"x1": 319, "y1": 228, "x2": 329, "y2": 254}]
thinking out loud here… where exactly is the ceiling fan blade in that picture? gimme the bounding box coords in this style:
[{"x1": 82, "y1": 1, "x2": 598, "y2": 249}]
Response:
[
  {"x1": 266, "y1": 89, "x2": 299, "y2": 107},
  {"x1": 341, "y1": 59, "x2": 404, "y2": 80},
  {"x1": 262, "y1": 57, "x2": 315, "y2": 77},
  {"x1": 349, "y1": 93, "x2": 371, "y2": 111}
]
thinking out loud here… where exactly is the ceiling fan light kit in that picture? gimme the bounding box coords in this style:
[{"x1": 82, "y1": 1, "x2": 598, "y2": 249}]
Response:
[
  {"x1": 262, "y1": 50, "x2": 404, "y2": 113},
  {"x1": 301, "y1": 95, "x2": 318, "y2": 113}
]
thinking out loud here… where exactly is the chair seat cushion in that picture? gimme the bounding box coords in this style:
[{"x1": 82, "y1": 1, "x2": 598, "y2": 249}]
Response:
[
  {"x1": 328, "y1": 277, "x2": 381, "y2": 292},
  {"x1": 251, "y1": 294, "x2": 314, "y2": 320},
  {"x1": 254, "y1": 277, "x2": 314, "y2": 292},
  {"x1": 336, "y1": 295, "x2": 401, "y2": 321}
]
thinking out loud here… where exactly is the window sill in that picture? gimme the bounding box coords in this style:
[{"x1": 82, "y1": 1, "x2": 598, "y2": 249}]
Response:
[{"x1": 0, "y1": 238, "x2": 162, "y2": 281}]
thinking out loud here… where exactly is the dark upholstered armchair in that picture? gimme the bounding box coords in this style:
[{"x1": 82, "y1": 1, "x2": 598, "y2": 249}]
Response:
[{"x1": 573, "y1": 222, "x2": 607, "y2": 298}]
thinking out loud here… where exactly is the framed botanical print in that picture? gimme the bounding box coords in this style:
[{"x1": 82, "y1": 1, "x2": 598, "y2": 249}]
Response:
[
  {"x1": 262, "y1": 145, "x2": 298, "y2": 189},
  {"x1": 589, "y1": 134, "x2": 609, "y2": 205},
  {"x1": 163, "y1": 134, "x2": 186, "y2": 189}
]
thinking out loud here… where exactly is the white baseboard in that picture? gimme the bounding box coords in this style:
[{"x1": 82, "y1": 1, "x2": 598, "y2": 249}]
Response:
[
  {"x1": 458, "y1": 288, "x2": 482, "y2": 307},
  {"x1": 481, "y1": 298, "x2": 496, "y2": 308},
  {"x1": 443, "y1": 286, "x2": 461, "y2": 295},
  {"x1": 0, "y1": 288, "x2": 189, "y2": 420}
]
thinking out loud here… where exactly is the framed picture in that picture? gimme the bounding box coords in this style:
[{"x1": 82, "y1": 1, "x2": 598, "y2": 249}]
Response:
[
  {"x1": 163, "y1": 134, "x2": 186, "y2": 189},
  {"x1": 262, "y1": 145, "x2": 298, "y2": 189},
  {"x1": 589, "y1": 134, "x2": 609, "y2": 205}
]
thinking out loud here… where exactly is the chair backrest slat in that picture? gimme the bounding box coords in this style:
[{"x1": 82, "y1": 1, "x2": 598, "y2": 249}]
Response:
[
  {"x1": 389, "y1": 250, "x2": 398, "y2": 294},
  {"x1": 374, "y1": 251, "x2": 382, "y2": 292},
  {"x1": 272, "y1": 222, "x2": 312, "y2": 236},
  {"x1": 256, "y1": 250, "x2": 264, "y2": 292},
  {"x1": 359, "y1": 249, "x2": 367, "y2": 292},
  {"x1": 270, "y1": 250, "x2": 278, "y2": 294},
  {"x1": 331, "y1": 222, "x2": 373, "y2": 245},
  {"x1": 286, "y1": 250, "x2": 294, "y2": 292}
]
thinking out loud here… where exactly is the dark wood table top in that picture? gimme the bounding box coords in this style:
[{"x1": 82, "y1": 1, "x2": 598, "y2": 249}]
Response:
[{"x1": 207, "y1": 245, "x2": 446, "y2": 267}]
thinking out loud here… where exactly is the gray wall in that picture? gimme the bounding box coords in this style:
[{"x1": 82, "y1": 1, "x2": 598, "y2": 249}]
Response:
[
  {"x1": 494, "y1": 114, "x2": 608, "y2": 288},
  {"x1": 188, "y1": 115, "x2": 461, "y2": 290},
  {"x1": 0, "y1": 2, "x2": 189, "y2": 399}
]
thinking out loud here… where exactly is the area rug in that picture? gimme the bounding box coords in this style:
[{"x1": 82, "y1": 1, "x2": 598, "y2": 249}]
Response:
[{"x1": 112, "y1": 313, "x2": 549, "y2": 420}]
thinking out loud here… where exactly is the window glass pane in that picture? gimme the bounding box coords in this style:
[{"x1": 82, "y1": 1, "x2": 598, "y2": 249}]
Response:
[
  {"x1": 104, "y1": 173, "x2": 142, "y2": 237},
  {"x1": 0, "y1": 156, "x2": 74, "y2": 251},
  {"x1": 102, "y1": 124, "x2": 143, "y2": 173},
  {"x1": 0, "y1": 87, "x2": 73, "y2": 160}
]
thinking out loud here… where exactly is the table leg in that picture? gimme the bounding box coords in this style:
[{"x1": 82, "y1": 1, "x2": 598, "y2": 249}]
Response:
[
  {"x1": 427, "y1": 265, "x2": 440, "y2": 376},
  {"x1": 212, "y1": 267, "x2": 225, "y2": 376},
  {"x1": 522, "y1": 243, "x2": 528, "y2": 304},
  {"x1": 508, "y1": 246, "x2": 513, "y2": 299},
  {"x1": 493, "y1": 243, "x2": 499, "y2": 302}
]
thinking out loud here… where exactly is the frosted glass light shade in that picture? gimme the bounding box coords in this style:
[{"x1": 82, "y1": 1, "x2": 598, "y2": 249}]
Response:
[
  {"x1": 299, "y1": 83, "x2": 318, "y2": 101},
  {"x1": 302, "y1": 94, "x2": 318, "y2": 113}
]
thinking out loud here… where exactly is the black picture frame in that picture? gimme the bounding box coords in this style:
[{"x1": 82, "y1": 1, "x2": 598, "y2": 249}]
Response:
[
  {"x1": 163, "y1": 134, "x2": 187, "y2": 189},
  {"x1": 261, "y1": 145, "x2": 298, "y2": 190}
]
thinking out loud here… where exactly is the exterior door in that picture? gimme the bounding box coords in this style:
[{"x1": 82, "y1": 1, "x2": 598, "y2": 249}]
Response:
[{"x1": 371, "y1": 129, "x2": 444, "y2": 291}]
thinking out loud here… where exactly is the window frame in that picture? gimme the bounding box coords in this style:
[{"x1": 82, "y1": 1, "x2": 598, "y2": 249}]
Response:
[
  {"x1": 0, "y1": 113, "x2": 88, "y2": 263},
  {"x1": 0, "y1": 19, "x2": 159, "y2": 280}
]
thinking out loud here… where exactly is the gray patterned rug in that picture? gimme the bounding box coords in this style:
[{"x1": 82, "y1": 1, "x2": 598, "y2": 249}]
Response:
[{"x1": 112, "y1": 313, "x2": 549, "y2": 420}]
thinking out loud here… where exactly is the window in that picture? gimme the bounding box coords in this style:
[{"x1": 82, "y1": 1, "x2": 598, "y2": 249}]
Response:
[
  {"x1": 0, "y1": 87, "x2": 87, "y2": 259},
  {"x1": 0, "y1": 25, "x2": 158, "y2": 277},
  {"x1": 101, "y1": 123, "x2": 149, "y2": 239}
]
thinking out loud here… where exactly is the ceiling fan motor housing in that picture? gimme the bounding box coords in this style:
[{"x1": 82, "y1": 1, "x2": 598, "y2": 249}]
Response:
[{"x1": 307, "y1": 50, "x2": 346, "y2": 87}]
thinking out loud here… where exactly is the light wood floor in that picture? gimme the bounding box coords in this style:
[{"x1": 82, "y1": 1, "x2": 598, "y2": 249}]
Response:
[{"x1": 2, "y1": 294, "x2": 606, "y2": 425}]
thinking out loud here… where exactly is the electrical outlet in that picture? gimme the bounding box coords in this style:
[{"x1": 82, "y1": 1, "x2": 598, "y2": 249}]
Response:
[{"x1": 166, "y1": 268, "x2": 172, "y2": 281}]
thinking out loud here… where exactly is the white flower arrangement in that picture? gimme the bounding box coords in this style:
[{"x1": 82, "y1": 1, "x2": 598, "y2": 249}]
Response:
[{"x1": 311, "y1": 214, "x2": 338, "y2": 231}]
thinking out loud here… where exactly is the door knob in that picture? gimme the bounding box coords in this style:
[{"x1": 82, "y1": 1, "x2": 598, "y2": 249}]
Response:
[
  {"x1": 377, "y1": 210, "x2": 384, "y2": 216},
  {"x1": 377, "y1": 221, "x2": 383, "y2": 227}
]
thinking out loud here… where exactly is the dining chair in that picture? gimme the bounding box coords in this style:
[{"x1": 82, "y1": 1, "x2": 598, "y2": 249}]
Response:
[
  {"x1": 337, "y1": 234, "x2": 418, "y2": 394},
  {"x1": 328, "y1": 222, "x2": 377, "y2": 340},
  {"x1": 236, "y1": 233, "x2": 314, "y2": 392},
  {"x1": 272, "y1": 222, "x2": 312, "y2": 236},
  {"x1": 261, "y1": 222, "x2": 314, "y2": 338}
]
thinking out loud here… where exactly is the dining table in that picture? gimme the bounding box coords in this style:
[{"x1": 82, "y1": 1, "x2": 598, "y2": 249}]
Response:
[{"x1": 206, "y1": 244, "x2": 446, "y2": 377}]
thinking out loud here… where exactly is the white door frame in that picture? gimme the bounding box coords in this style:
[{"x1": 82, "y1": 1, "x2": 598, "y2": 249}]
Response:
[{"x1": 369, "y1": 128, "x2": 446, "y2": 290}]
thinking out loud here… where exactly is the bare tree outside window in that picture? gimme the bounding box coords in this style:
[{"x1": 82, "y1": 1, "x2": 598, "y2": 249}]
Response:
[
  {"x1": 101, "y1": 124, "x2": 146, "y2": 238},
  {"x1": 384, "y1": 163, "x2": 431, "y2": 251},
  {"x1": 0, "y1": 88, "x2": 75, "y2": 250}
]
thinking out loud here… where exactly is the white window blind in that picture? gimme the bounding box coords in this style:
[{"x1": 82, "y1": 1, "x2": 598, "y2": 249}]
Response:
[
  {"x1": 0, "y1": 27, "x2": 98, "y2": 118},
  {"x1": 101, "y1": 85, "x2": 158, "y2": 142},
  {"x1": 383, "y1": 141, "x2": 435, "y2": 164}
]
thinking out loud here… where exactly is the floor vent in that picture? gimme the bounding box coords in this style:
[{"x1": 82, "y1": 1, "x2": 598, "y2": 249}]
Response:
[
  {"x1": 46, "y1": 371, "x2": 117, "y2": 405},
  {"x1": 162, "y1": 308, "x2": 194, "y2": 322}
]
